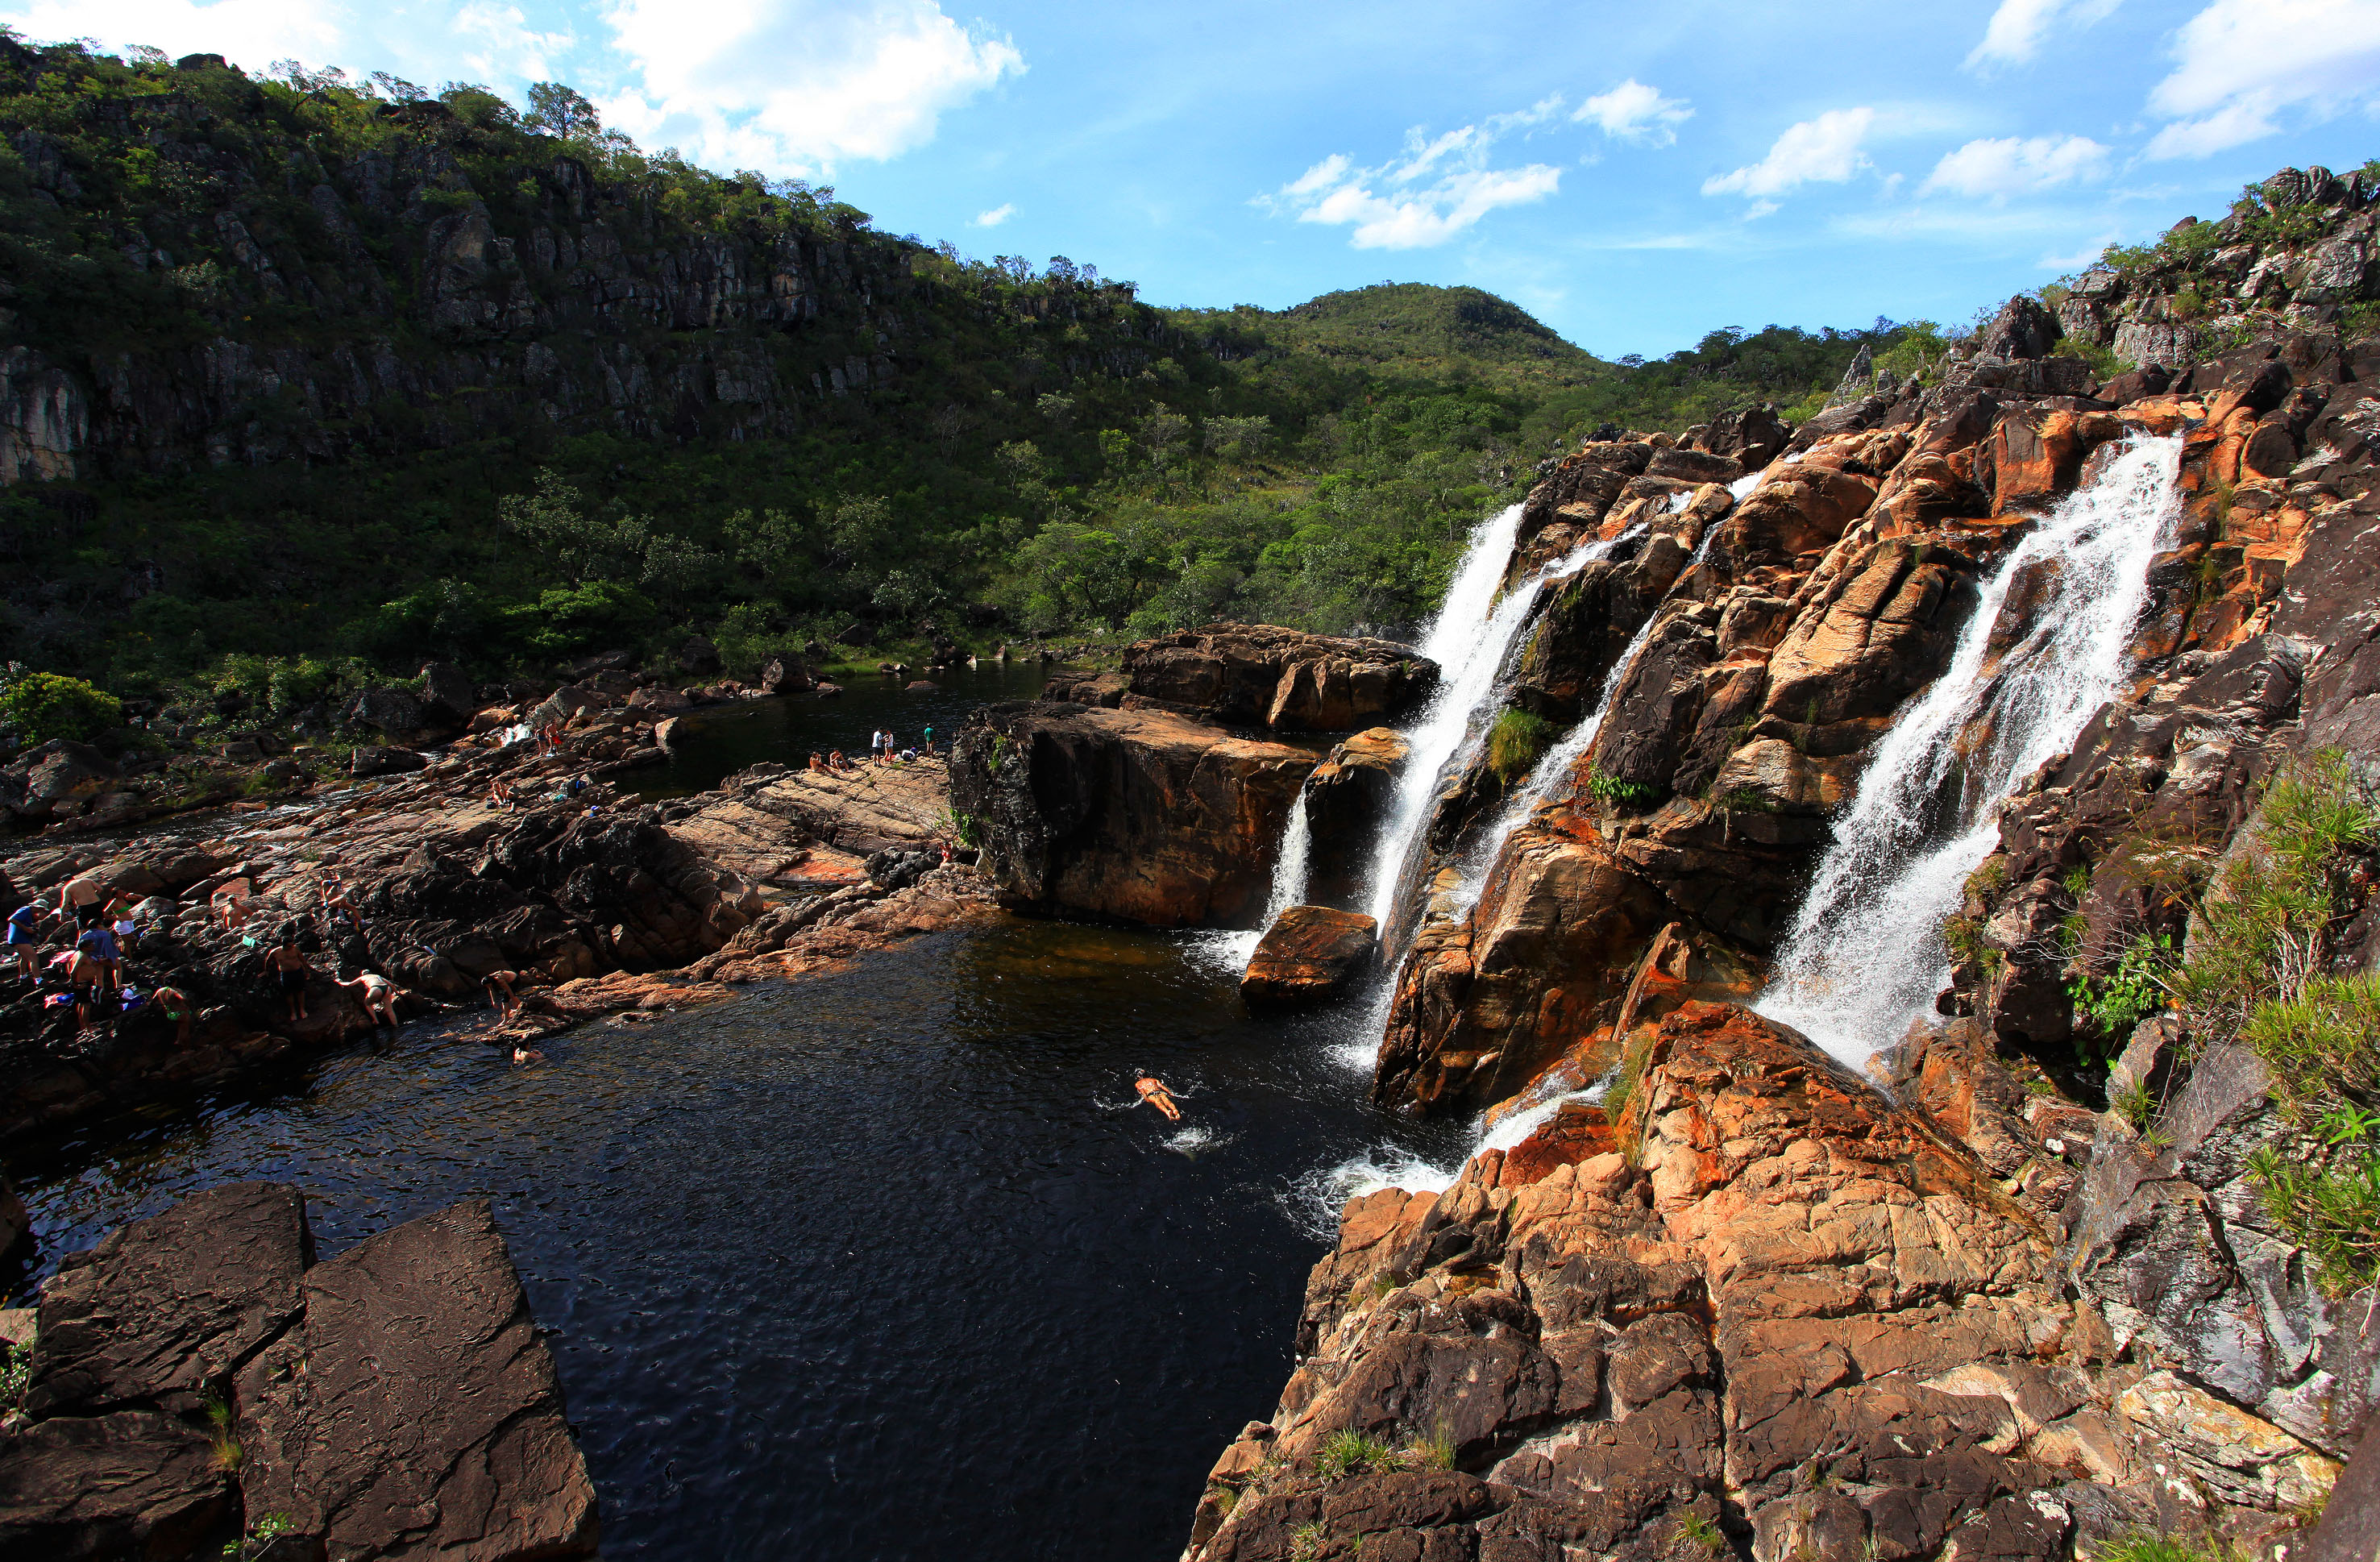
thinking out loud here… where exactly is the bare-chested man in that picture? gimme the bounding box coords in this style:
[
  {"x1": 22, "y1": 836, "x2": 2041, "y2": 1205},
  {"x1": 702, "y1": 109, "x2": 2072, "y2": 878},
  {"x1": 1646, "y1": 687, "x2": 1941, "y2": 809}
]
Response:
[
  {"x1": 265, "y1": 933, "x2": 312, "y2": 1023},
  {"x1": 484, "y1": 968, "x2": 523, "y2": 1021},
  {"x1": 1134, "y1": 1076, "x2": 1182, "y2": 1122}
]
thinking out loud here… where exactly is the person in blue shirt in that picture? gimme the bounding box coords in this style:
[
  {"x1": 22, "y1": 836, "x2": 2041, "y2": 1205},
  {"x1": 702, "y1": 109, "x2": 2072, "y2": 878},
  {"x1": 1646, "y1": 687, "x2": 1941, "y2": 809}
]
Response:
[
  {"x1": 6, "y1": 902, "x2": 40, "y2": 982},
  {"x1": 76, "y1": 922, "x2": 121, "y2": 995}
]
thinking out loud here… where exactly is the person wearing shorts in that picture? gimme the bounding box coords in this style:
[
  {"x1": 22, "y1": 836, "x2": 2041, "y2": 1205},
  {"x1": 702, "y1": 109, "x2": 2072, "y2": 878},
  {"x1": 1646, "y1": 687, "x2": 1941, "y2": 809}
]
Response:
[
  {"x1": 334, "y1": 970, "x2": 402, "y2": 1030},
  {"x1": 60, "y1": 875, "x2": 105, "y2": 929},
  {"x1": 69, "y1": 949, "x2": 106, "y2": 1032},
  {"x1": 106, "y1": 894, "x2": 141, "y2": 957},
  {"x1": 76, "y1": 922, "x2": 121, "y2": 998},
  {"x1": 484, "y1": 968, "x2": 523, "y2": 1021},
  {"x1": 266, "y1": 933, "x2": 312, "y2": 1024},
  {"x1": 6, "y1": 902, "x2": 38, "y2": 982}
]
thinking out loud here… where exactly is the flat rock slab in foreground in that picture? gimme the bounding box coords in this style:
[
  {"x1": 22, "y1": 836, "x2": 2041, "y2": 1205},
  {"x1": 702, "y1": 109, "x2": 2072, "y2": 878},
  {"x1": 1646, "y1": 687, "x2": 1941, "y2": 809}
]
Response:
[
  {"x1": 1242, "y1": 907, "x2": 1378, "y2": 1005},
  {"x1": 0, "y1": 1185, "x2": 596, "y2": 1562}
]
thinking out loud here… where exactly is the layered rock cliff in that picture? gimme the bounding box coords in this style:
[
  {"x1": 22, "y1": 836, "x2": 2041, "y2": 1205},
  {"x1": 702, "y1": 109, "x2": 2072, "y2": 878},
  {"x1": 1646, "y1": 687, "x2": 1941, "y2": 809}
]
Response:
[{"x1": 1180, "y1": 164, "x2": 2380, "y2": 1562}]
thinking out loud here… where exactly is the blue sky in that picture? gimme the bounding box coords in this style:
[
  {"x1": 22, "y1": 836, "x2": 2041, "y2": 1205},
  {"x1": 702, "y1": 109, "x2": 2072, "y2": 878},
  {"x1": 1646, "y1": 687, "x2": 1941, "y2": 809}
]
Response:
[{"x1": 10, "y1": 0, "x2": 2380, "y2": 357}]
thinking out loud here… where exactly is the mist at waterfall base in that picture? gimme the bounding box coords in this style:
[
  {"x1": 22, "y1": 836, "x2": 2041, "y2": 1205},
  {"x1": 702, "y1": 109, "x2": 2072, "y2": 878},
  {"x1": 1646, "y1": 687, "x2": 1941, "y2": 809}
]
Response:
[
  {"x1": 14, "y1": 919, "x2": 1468, "y2": 1562},
  {"x1": 1755, "y1": 435, "x2": 2183, "y2": 1068}
]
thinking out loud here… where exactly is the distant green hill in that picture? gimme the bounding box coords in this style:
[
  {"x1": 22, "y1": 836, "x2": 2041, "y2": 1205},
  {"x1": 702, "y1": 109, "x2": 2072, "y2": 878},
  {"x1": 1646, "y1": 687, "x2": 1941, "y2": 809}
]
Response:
[{"x1": 0, "y1": 34, "x2": 1905, "y2": 724}]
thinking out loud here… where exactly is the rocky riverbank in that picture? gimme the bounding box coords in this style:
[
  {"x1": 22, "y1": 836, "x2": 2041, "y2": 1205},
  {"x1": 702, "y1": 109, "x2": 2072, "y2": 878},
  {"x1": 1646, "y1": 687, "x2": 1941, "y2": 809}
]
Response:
[{"x1": 0, "y1": 675, "x2": 1000, "y2": 1152}]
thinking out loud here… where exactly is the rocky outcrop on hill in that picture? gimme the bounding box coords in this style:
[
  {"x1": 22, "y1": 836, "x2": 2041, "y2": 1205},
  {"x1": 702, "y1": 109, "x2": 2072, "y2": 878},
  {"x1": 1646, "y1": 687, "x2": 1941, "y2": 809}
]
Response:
[
  {"x1": 1046, "y1": 625, "x2": 1438, "y2": 733},
  {"x1": 0, "y1": 1183, "x2": 596, "y2": 1562},
  {"x1": 950, "y1": 701, "x2": 1318, "y2": 928}
]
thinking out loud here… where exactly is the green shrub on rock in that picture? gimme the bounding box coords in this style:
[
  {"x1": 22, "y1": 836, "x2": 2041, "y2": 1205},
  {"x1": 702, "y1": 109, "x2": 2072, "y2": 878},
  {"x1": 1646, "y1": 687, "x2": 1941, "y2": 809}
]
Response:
[{"x1": 0, "y1": 669, "x2": 123, "y2": 743}]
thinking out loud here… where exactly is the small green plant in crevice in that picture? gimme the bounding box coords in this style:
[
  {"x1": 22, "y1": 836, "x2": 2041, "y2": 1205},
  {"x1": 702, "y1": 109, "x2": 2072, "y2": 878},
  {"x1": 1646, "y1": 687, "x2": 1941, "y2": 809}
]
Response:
[
  {"x1": 0, "y1": 1340, "x2": 30, "y2": 1408},
  {"x1": 1587, "y1": 768, "x2": 1663, "y2": 811},
  {"x1": 2067, "y1": 933, "x2": 2173, "y2": 1045},
  {"x1": 203, "y1": 1391, "x2": 243, "y2": 1473},
  {"x1": 1406, "y1": 1423, "x2": 1457, "y2": 1473},
  {"x1": 1486, "y1": 707, "x2": 1558, "y2": 786},
  {"x1": 220, "y1": 1511, "x2": 296, "y2": 1562},
  {"x1": 2111, "y1": 1080, "x2": 2157, "y2": 1132},
  {"x1": 1964, "y1": 856, "x2": 2011, "y2": 901},
  {"x1": 2062, "y1": 863, "x2": 2094, "y2": 901},
  {"x1": 1941, "y1": 913, "x2": 2004, "y2": 978},
  {"x1": 1315, "y1": 1427, "x2": 1398, "y2": 1479},
  {"x1": 2089, "y1": 1535, "x2": 2238, "y2": 1562},
  {"x1": 1676, "y1": 1510, "x2": 1726, "y2": 1557},
  {"x1": 947, "y1": 809, "x2": 984, "y2": 849},
  {"x1": 1289, "y1": 1518, "x2": 1330, "y2": 1562}
]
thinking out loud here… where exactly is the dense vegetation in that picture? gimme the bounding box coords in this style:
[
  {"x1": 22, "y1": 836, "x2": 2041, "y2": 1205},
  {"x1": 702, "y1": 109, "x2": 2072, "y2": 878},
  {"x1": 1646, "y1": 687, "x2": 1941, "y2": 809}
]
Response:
[{"x1": 0, "y1": 34, "x2": 1912, "y2": 722}]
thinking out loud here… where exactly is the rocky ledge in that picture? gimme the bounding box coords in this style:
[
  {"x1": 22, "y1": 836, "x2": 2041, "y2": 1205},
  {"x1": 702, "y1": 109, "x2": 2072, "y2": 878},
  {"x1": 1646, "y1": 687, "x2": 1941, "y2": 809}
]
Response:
[
  {"x1": 1186, "y1": 998, "x2": 2347, "y2": 1562},
  {"x1": 0, "y1": 1182, "x2": 595, "y2": 1562},
  {"x1": 950, "y1": 701, "x2": 1321, "y2": 928},
  {"x1": 1045, "y1": 624, "x2": 1438, "y2": 733}
]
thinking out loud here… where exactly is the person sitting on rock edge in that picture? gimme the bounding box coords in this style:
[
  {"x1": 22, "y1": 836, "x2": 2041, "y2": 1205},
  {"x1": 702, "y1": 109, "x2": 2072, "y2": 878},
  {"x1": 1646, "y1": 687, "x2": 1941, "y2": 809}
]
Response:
[
  {"x1": 266, "y1": 933, "x2": 312, "y2": 1024},
  {"x1": 1134, "y1": 1075, "x2": 1182, "y2": 1122}
]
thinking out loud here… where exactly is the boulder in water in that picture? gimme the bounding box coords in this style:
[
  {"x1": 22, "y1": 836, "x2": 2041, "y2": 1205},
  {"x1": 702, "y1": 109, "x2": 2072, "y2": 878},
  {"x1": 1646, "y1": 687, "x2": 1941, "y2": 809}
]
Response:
[{"x1": 1241, "y1": 907, "x2": 1377, "y2": 1005}]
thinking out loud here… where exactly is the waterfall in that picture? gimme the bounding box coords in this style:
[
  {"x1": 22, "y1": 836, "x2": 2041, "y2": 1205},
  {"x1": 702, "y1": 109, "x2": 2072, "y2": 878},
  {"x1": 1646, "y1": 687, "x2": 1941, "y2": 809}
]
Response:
[
  {"x1": 1360, "y1": 513, "x2": 1631, "y2": 941},
  {"x1": 1755, "y1": 435, "x2": 2183, "y2": 1069},
  {"x1": 1258, "y1": 791, "x2": 1313, "y2": 930}
]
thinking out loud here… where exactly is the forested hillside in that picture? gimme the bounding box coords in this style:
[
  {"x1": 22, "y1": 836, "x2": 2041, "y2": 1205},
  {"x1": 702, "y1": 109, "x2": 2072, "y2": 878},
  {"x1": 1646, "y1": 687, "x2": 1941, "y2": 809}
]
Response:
[{"x1": 0, "y1": 35, "x2": 1901, "y2": 709}]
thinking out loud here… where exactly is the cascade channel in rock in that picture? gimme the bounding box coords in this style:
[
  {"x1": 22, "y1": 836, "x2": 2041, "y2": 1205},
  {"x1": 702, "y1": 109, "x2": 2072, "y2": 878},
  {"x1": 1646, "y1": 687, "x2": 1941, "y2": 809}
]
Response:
[
  {"x1": 1756, "y1": 434, "x2": 2183, "y2": 1067},
  {"x1": 1357, "y1": 510, "x2": 1635, "y2": 953}
]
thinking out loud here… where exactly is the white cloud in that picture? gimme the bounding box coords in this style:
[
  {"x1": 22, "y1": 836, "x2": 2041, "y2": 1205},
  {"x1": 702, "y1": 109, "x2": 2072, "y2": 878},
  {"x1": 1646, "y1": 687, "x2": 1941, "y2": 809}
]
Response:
[
  {"x1": 451, "y1": 2, "x2": 571, "y2": 83},
  {"x1": 1919, "y1": 134, "x2": 2110, "y2": 200},
  {"x1": 1966, "y1": 0, "x2": 2120, "y2": 69},
  {"x1": 1702, "y1": 108, "x2": 1875, "y2": 201},
  {"x1": 0, "y1": 0, "x2": 347, "y2": 74},
  {"x1": 598, "y1": 0, "x2": 1023, "y2": 174},
  {"x1": 2144, "y1": 0, "x2": 2380, "y2": 159},
  {"x1": 2039, "y1": 231, "x2": 2120, "y2": 268},
  {"x1": 972, "y1": 202, "x2": 1014, "y2": 227},
  {"x1": 1574, "y1": 78, "x2": 1691, "y2": 146},
  {"x1": 1260, "y1": 107, "x2": 1564, "y2": 249}
]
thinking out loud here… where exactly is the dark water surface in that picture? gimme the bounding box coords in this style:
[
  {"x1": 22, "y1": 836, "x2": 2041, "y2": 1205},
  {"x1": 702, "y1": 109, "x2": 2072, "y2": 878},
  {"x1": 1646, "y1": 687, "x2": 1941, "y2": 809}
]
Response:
[
  {"x1": 633, "y1": 659, "x2": 1056, "y2": 797},
  {"x1": 15, "y1": 920, "x2": 1463, "y2": 1560}
]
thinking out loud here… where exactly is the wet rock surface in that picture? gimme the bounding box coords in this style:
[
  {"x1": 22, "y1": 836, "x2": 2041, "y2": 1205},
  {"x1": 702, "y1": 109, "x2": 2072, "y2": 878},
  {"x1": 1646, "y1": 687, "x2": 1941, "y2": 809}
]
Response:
[
  {"x1": 1242, "y1": 907, "x2": 1378, "y2": 1005},
  {"x1": 0, "y1": 1186, "x2": 596, "y2": 1562}
]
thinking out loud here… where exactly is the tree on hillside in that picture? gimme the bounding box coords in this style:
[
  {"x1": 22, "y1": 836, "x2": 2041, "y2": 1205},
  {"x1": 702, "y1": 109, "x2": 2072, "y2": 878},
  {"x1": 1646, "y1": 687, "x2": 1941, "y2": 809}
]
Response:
[{"x1": 524, "y1": 81, "x2": 600, "y2": 140}]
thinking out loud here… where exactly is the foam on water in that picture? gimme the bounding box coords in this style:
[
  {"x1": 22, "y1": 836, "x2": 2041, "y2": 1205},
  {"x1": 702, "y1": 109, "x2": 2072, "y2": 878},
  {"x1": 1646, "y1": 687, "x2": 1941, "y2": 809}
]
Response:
[{"x1": 1755, "y1": 435, "x2": 2183, "y2": 1069}]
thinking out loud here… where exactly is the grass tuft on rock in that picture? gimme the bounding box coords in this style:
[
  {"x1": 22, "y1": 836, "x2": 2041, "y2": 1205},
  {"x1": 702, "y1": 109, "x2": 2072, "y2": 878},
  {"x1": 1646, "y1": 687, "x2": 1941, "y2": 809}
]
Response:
[
  {"x1": 1486, "y1": 708, "x2": 1558, "y2": 786},
  {"x1": 1315, "y1": 1427, "x2": 1399, "y2": 1479}
]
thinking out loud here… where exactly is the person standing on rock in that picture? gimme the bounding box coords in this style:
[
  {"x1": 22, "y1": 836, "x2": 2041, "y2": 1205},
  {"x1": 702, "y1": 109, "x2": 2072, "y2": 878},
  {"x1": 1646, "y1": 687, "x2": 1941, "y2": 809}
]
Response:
[
  {"x1": 266, "y1": 933, "x2": 313, "y2": 1024},
  {"x1": 60, "y1": 874, "x2": 106, "y2": 930},
  {"x1": 1135, "y1": 1076, "x2": 1182, "y2": 1121},
  {"x1": 484, "y1": 968, "x2": 523, "y2": 1021},
  {"x1": 105, "y1": 893, "x2": 142, "y2": 957},
  {"x1": 75, "y1": 920, "x2": 122, "y2": 999},
  {"x1": 6, "y1": 900, "x2": 39, "y2": 984}
]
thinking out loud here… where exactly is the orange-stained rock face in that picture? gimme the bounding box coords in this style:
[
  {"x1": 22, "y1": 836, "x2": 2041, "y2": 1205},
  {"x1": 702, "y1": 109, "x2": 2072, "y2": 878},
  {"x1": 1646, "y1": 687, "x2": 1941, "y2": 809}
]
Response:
[
  {"x1": 1241, "y1": 905, "x2": 1378, "y2": 1006},
  {"x1": 1111, "y1": 623, "x2": 1439, "y2": 733},
  {"x1": 1184, "y1": 1003, "x2": 2231, "y2": 1562},
  {"x1": 1301, "y1": 728, "x2": 1408, "y2": 909},
  {"x1": 1373, "y1": 824, "x2": 1669, "y2": 1117}
]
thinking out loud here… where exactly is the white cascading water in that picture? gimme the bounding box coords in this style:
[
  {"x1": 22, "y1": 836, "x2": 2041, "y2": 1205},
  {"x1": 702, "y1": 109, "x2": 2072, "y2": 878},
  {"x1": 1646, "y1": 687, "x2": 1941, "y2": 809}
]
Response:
[
  {"x1": 1755, "y1": 434, "x2": 2183, "y2": 1069},
  {"x1": 1362, "y1": 512, "x2": 1635, "y2": 938},
  {"x1": 1258, "y1": 792, "x2": 1313, "y2": 929}
]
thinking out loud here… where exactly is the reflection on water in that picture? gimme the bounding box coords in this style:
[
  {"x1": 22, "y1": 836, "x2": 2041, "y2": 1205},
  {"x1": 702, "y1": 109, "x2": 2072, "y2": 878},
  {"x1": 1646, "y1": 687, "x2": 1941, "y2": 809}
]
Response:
[
  {"x1": 634, "y1": 661, "x2": 1057, "y2": 797},
  {"x1": 13, "y1": 918, "x2": 1463, "y2": 1562}
]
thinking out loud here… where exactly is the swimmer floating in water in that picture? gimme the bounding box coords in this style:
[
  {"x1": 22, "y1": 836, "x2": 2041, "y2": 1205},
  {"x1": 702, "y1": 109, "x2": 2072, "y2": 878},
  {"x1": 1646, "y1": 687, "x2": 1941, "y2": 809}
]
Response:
[{"x1": 1134, "y1": 1075, "x2": 1181, "y2": 1121}]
